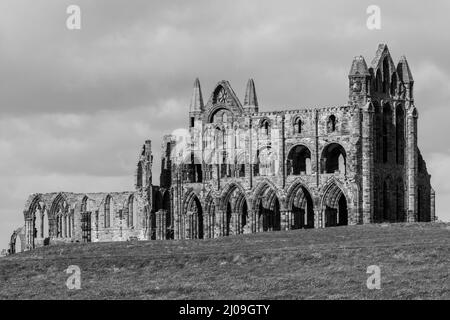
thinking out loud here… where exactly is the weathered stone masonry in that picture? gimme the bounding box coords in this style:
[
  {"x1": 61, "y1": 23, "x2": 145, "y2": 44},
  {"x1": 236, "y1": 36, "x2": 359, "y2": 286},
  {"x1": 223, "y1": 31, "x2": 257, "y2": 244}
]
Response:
[{"x1": 9, "y1": 44, "x2": 435, "y2": 253}]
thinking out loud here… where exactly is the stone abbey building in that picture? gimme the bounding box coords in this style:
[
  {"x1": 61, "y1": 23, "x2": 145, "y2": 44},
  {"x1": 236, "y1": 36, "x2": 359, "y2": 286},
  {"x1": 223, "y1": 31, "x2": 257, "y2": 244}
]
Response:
[{"x1": 10, "y1": 44, "x2": 435, "y2": 253}]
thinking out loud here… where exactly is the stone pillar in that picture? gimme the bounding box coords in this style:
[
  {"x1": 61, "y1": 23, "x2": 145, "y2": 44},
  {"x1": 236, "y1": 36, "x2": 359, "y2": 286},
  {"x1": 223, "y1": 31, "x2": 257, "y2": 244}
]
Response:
[
  {"x1": 280, "y1": 210, "x2": 286, "y2": 231},
  {"x1": 230, "y1": 212, "x2": 238, "y2": 235},
  {"x1": 229, "y1": 212, "x2": 234, "y2": 235},
  {"x1": 25, "y1": 217, "x2": 33, "y2": 251},
  {"x1": 174, "y1": 211, "x2": 180, "y2": 240},
  {"x1": 255, "y1": 209, "x2": 261, "y2": 232},
  {"x1": 185, "y1": 212, "x2": 192, "y2": 240},
  {"x1": 203, "y1": 212, "x2": 209, "y2": 239},
  {"x1": 362, "y1": 104, "x2": 374, "y2": 224},
  {"x1": 155, "y1": 210, "x2": 166, "y2": 240},
  {"x1": 406, "y1": 108, "x2": 418, "y2": 222},
  {"x1": 247, "y1": 209, "x2": 256, "y2": 233},
  {"x1": 280, "y1": 210, "x2": 291, "y2": 231},
  {"x1": 209, "y1": 212, "x2": 215, "y2": 238},
  {"x1": 214, "y1": 202, "x2": 224, "y2": 238},
  {"x1": 286, "y1": 210, "x2": 293, "y2": 230},
  {"x1": 179, "y1": 212, "x2": 185, "y2": 240},
  {"x1": 314, "y1": 208, "x2": 323, "y2": 228},
  {"x1": 194, "y1": 212, "x2": 199, "y2": 239},
  {"x1": 430, "y1": 188, "x2": 436, "y2": 221}
]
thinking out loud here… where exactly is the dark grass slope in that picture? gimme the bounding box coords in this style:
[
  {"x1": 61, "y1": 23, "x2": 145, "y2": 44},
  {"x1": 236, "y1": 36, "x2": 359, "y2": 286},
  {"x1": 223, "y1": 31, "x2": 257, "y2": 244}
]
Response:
[{"x1": 0, "y1": 223, "x2": 449, "y2": 299}]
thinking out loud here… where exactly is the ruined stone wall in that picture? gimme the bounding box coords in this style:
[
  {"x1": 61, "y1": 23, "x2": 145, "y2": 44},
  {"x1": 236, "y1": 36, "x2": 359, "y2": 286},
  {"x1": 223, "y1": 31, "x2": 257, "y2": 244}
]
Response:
[
  {"x1": 11, "y1": 44, "x2": 435, "y2": 252},
  {"x1": 168, "y1": 44, "x2": 434, "y2": 240}
]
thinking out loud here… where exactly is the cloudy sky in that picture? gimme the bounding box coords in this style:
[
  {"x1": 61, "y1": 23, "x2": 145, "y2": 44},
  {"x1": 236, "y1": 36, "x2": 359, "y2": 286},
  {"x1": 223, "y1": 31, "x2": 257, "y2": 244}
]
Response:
[{"x1": 1, "y1": 0, "x2": 449, "y2": 249}]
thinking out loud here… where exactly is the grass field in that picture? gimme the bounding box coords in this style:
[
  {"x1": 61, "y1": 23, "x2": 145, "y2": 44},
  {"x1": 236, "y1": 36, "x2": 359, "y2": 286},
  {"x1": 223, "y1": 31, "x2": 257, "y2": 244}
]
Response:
[{"x1": 0, "y1": 222, "x2": 449, "y2": 300}]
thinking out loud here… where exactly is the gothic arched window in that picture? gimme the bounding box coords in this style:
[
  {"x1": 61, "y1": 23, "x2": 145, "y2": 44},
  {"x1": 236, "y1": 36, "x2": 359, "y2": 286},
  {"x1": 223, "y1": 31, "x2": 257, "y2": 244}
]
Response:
[
  {"x1": 390, "y1": 73, "x2": 397, "y2": 96},
  {"x1": 327, "y1": 115, "x2": 336, "y2": 133},
  {"x1": 375, "y1": 69, "x2": 382, "y2": 92},
  {"x1": 128, "y1": 195, "x2": 134, "y2": 227},
  {"x1": 104, "y1": 195, "x2": 111, "y2": 228},
  {"x1": 383, "y1": 57, "x2": 390, "y2": 93},
  {"x1": 294, "y1": 118, "x2": 302, "y2": 134},
  {"x1": 261, "y1": 119, "x2": 270, "y2": 136}
]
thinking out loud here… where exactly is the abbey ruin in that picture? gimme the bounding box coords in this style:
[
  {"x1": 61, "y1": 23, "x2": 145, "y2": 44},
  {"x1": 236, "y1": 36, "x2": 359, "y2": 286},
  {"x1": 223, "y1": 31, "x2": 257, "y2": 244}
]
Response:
[{"x1": 9, "y1": 44, "x2": 435, "y2": 253}]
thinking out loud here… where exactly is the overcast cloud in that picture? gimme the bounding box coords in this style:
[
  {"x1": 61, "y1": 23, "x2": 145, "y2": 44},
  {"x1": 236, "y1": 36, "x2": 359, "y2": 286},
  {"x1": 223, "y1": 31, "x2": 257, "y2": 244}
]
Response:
[{"x1": 1, "y1": 0, "x2": 449, "y2": 249}]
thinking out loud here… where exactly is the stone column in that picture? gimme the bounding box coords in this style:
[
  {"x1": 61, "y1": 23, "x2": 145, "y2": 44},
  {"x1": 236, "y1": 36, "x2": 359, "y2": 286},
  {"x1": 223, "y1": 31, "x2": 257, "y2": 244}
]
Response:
[
  {"x1": 230, "y1": 212, "x2": 237, "y2": 235},
  {"x1": 155, "y1": 210, "x2": 166, "y2": 240},
  {"x1": 209, "y1": 212, "x2": 215, "y2": 238},
  {"x1": 203, "y1": 212, "x2": 210, "y2": 239},
  {"x1": 286, "y1": 210, "x2": 293, "y2": 230},
  {"x1": 174, "y1": 212, "x2": 180, "y2": 240},
  {"x1": 247, "y1": 209, "x2": 255, "y2": 233},
  {"x1": 362, "y1": 104, "x2": 374, "y2": 224},
  {"x1": 314, "y1": 207, "x2": 323, "y2": 228},
  {"x1": 214, "y1": 202, "x2": 224, "y2": 238},
  {"x1": 193, "y1": 212, "x2": 199, "y2": 239},
  {"x1": 255, "y1": 209, "x2": 261, "y2": 232},
  {"x1": 406, "y1": 108, "x2": 418, "y2": 222},
  {"x1": 185, "y1": 212, "x2": 192, "y2": 240},
  {"x1": 25, "y1": 217, "x2": 33, "y2": 251},
  {"x1": 280, "y1": 210, "x2": 291, "y2": 231},
  {"x1": 179, "y1": 212, "x2": 185, "y2": 240}
]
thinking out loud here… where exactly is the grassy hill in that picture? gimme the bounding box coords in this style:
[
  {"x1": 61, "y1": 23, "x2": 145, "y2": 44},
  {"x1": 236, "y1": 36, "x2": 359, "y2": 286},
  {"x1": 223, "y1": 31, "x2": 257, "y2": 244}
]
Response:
[{"x1": 0, "y1": 223, "x2": 449, "y2": 300}]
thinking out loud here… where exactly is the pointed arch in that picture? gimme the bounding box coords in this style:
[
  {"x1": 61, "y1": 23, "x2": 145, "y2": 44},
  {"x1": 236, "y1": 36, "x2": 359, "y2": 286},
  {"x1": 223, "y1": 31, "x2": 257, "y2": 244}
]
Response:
[
  {"x1": 206, "y1": 81, "x2": 244, "y2": 120},
  {"x1": 10, "y1": 228, "x2": 25, "y2": 254},
  {"x1": 27, "y1": 194, "x2": 48, "y2": 241},
  {"x1": 183, "y1": 191, "x2": 204, "y2": 239},
  {"x1": 286, "y1": 180, "x2": 315, "y2": 229},
  {"x1": 252, "y1": 180, "x2": 283, "y2": 232},
  {"x1": 321, "y1": 181, "x2": 348, "y2": 227},
  {"x1": 50, "y1": 193, "x2": 71, "y2": 238},
  {"x1": 220, "y1": 182, "x2": 247, "y2": 236},
  {"x1": 103, "y1": 194, "x2": 112, "y2": 228},
  {"x1": 204, "y1": 193, "x2": 217, "y2": 238},
  {"x1": 80, "y1": 195, "x2": 91, "y2": 243},
  {"x1": 235, "y1": 192, "x2": 249, "y2": 233},
  {"x1": 252, "y1": 179, "x2": 284, "y2": 209},
  {"x1": 127, "y1": 194, "x2": 139, "y2": 229}
]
